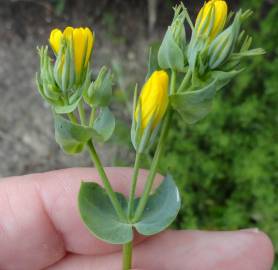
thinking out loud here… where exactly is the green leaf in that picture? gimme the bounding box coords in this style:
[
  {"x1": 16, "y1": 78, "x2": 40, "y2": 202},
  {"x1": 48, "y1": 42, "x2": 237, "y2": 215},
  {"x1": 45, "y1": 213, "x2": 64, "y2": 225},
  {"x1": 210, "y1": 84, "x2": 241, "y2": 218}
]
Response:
[
  {"x1": 54, "y1": 113, "x2": 96, "y2": 154},
  {"x1": 78, "y1": 182, "x2": 133, "y2": 244},
  {"x1": 209, "y1": 69, "x2": 243, "y2": 90},
  {"x1": 170, "y1": 79, "x2": 217, "y2": 124},
  {"x1": 158, "y1": 28, "x2": 185, "y2": 72},
  {"x1": 134, "y1": 175, "x2": 181, "y2": 235},
  {"x1": 78, "y1": 174, "x2": 180, "y2": 244},
  {"x1": 93, "y1": 107, "x2": 115, "y2": 142}
]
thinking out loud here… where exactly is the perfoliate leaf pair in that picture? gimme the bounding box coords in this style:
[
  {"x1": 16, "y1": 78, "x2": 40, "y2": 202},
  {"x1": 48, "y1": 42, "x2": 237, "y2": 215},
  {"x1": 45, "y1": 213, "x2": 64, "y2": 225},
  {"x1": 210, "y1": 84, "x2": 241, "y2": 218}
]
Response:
[
  {"x1": 171, "y1": 69, "x2": 242, "y2": 124},
  {"x1": 78, "y1": 175, "x2": 181, "y2": 244},
  {"x1": 54, "y1": 108, "x2": 115, "y2": 154}
]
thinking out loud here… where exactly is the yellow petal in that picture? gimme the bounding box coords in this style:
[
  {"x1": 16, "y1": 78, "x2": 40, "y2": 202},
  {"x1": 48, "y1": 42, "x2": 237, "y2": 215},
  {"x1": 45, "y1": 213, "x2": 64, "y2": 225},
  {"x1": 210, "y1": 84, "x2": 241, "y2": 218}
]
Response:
[
  {"x1": 49, "y1": 29, "x2": 62, "y2": 54},
  {"x1": 85, "y1": 27, "x2": 94, "y2": 66},
  {"x1": 63, "y1": 26, "x2": 74, "y2": 39},
  {"x1": 211, "y1": 0, "x2": 227, "y2": 39},
  {"x1": 72, "y1": 28, "x2": 87, "y2": 75}
]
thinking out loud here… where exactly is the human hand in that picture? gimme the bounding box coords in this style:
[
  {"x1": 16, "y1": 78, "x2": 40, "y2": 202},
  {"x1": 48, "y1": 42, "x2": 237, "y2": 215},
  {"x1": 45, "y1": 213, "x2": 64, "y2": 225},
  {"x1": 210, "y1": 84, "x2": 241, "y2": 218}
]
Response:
[{"x1": 0, "y1": 168, "x2": 274, "y2": 270}]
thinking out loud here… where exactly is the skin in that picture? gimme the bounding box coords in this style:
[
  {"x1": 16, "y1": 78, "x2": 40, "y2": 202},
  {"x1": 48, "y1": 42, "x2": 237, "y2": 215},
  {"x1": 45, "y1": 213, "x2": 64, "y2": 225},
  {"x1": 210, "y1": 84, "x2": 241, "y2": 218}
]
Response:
[{"x1": 0, "y1": 167, "x2": 274, "y2": 270}]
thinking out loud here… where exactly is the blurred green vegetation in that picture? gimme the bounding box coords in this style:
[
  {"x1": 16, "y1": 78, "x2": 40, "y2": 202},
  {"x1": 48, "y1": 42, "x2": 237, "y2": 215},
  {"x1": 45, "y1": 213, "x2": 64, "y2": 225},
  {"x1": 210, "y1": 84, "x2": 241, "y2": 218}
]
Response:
[{"x1": 158, "y1": 0, "x2": 278, "y2": 267}]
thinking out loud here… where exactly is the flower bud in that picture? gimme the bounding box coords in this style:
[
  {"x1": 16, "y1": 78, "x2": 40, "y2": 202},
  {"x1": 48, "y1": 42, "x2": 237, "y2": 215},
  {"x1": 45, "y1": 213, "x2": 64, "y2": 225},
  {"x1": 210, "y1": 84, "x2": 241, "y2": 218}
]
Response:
[
  {"x1": 49, "y1": 26, "x2": 94, "y2": 85},
  {"x1": 158, "y1": 4, "x2": 187, "y2": 71},
  {"x1": 208, "y1": 11, "x2": 241, "y2": 69},
  {"x1": 195, "y1": 0, "x2": 228, "y2": 41},
  {"x1": 135, "y1": 71, "x2": 169, "y2": 130},
  {"x1": 84, "y1": 66, "x2": 112, "y2": 107}
]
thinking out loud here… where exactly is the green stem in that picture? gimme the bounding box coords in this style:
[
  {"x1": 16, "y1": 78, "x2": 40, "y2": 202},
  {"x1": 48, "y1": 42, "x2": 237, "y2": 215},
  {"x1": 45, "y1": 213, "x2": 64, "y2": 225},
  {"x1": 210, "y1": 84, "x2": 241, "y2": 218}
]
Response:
[
  {"x1": 89, "y1": 107, "x2": 96, "y2": 127},
  {"x1": 86, "y1": 140, "x2": 126, "y2": 220},
  {"x1": 170, "y1": 69, "x2": 177, "y2": 95},
  {"x1": 78, "y1": 102, "x2": 86, "y2": 125},
  {"x1": 132, "y1": 110, "x2": 172, "y2": 222},
  {"x1": 122, "y1": 241, "x2": 133, "y2": 270},
  {"x1": 177, "y1": 69, "x2": 192, "y2": 93},
  {"x1": 127, "y1": 152, "x2": 142, "y2": 220},
  {"x1": 67, "y1": 112, "x2": 78, "y2": 124}
]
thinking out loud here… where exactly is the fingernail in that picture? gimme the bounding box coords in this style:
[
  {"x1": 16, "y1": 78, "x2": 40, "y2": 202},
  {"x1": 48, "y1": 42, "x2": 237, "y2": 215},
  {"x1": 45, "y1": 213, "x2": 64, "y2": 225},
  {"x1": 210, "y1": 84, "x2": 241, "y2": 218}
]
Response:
[{"x1": 241, "y1": 228, "x2": 260, "y2": 233}]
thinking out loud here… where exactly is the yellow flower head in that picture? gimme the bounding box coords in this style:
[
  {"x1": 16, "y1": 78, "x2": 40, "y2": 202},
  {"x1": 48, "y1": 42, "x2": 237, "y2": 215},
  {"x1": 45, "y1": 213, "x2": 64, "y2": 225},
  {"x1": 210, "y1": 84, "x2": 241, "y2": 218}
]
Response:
[
  {"x1": 196, "y1": 0, "x2": 228, "y2": 40},
  {"x1": 135, "y1": 71, "x2": 169, "y2": 130},
  {"x1": 49, "y1": 26, "x2": 94, "y2": 75}
]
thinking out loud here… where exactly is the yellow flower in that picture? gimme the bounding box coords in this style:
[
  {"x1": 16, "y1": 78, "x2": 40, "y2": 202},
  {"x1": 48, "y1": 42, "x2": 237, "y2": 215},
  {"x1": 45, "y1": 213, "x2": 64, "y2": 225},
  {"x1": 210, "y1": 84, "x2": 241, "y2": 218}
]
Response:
[
  {"x1": 49, "y1": 26, "x2": 94, "y2": 75},
  {"x1": 196, "y1": 0, "x2": 228, "y2": 40},
  {"x1": 135, "y1": 71, "x2": 169, "y2": 130}
]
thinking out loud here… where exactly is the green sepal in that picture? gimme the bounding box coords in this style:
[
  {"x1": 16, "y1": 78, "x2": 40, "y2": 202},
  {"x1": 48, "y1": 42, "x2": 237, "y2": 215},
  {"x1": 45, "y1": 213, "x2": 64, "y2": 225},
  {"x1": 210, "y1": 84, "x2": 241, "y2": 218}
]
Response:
[
  {"x1": 54, "y1": 95, "x2": 82, "y2": 114},
  {"x1": 170, "y1": 79, "x2": 218, "y2": 124},
  {"x1": 158, "y1": 28, "x2": 185, "y2": 71},
  {"x1": 133, "y1": 174, "x2": 181, "y2": 235},
  {"x1": 131, "y1": 85, "x2": 141, "y2": 151},
  {"x1": 158, "y1": 3, "x2": 187, "y2": 71},
  {"x1": 78, "y1": 174, "x2": 180, "y2": 244},
  {"x1": 93, "y1": 107, "x2": 115, "y2": 142},
  {"x1": 53, "y1": 88, "x2": 83, "y2": 114},
  {"x1": 84, "y1": 66, "x2": 112, "y2": 108},
  {"x1": 53, "y1": 41, "x2": 66, "y2": 91},
  {"x1": 36, "y1": 47, "x2": 63, "y2": 106},
  {"x1": 208, "y1": 11, "x2": 241, "y2": 69},
  {"x1": 78, "y1": 182, "x2": 132, "y2": 244},
  {"x1": 146, "y1": 43, "x2": 160, "y2": 80}
]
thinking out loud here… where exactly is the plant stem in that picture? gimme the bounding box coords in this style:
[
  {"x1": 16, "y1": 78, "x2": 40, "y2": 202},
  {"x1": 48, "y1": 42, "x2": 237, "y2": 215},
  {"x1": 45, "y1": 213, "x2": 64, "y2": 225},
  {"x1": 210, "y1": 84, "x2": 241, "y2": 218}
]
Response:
[
  {"x1": 122, "y1": 241, "x2": 133, "y2": 270},
  {"x1": 177, "y1": 69, "x2": 192, "y2": 93},
  {"x1": 86, "y1": 140, "x2": 126, "y2": 220},
  {"x1": 89, "y1": 107, "x2": 96, "y2": 127},
  {"x1": 67, "y1": 112, "x2": 78, "y2": 124},
  {"x1": 170, "y1": 69, "x2": 177, "y2": 95},
  {"x1": 78, "y1": 101, "x2": 86, "y2": 125},
  {"x1": 132, "y1": 110, "x2": 172, "y2": 222},
  {"x1": 127, "y1": 152, "x2": 142, "y2": 220}
]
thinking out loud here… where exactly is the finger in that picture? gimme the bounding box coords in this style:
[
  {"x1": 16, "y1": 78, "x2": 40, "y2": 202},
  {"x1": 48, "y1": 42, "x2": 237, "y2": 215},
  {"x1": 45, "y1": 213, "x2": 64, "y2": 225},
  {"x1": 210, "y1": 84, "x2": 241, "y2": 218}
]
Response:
[
  {"x1": 0, "y1": 168, "x2": 161, "y2": 270},
  {"x1": 46, "y1": 229, "x2": 274, "y2": 270}
]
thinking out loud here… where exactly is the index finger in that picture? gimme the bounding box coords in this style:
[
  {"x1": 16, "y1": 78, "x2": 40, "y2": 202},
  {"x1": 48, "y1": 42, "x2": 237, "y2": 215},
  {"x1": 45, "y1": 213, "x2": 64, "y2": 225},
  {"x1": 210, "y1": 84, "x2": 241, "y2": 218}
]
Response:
[{"x1": 0, "y1": 167, "x2": 159, "y2": 270}]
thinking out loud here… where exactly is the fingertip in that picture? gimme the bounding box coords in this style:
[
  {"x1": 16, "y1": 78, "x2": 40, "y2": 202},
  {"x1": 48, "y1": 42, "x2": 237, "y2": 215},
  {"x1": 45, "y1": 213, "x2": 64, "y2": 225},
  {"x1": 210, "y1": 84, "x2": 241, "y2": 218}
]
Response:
[{"x1": 242, "y1": 229, "x2": 275, "y2": 270}]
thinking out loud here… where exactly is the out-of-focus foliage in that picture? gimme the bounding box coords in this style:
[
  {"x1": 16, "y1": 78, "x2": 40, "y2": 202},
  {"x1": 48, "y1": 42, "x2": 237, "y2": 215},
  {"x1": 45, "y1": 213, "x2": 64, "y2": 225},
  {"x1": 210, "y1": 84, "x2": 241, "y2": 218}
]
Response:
[
  {"x1": 158, "y1": 0, "x2": 278, "y2": 267},
  {"x1": 50, "y1": 0, "x2": 66, "y2": 15}
]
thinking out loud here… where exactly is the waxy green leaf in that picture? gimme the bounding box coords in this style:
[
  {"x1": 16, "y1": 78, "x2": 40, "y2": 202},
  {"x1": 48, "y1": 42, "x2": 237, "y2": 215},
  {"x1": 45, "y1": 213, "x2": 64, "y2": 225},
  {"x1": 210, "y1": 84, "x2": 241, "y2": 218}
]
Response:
[
  {"x1": 93, "y1": 107, "x2": 115, "y2": 142},
  {"x1": 54, "y1": 113, "x2": 96, "y2": 154},
  {"x1": 54, "y1": 108, "x2": 115, "y2": 154},
  {"x1": 78, "y1": 174, "x2": 181, "y2": 244},
  {"x1": 170, "y1": 79, "x2": 218, "y2": 124},
  {"x1": 78, "y1": 182, "x2": 133, "y2": 244},
  {"x1": 134, "y1": 175, "x2": 181, "y2": 236}
]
